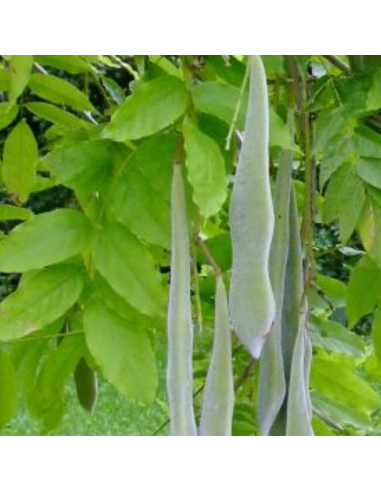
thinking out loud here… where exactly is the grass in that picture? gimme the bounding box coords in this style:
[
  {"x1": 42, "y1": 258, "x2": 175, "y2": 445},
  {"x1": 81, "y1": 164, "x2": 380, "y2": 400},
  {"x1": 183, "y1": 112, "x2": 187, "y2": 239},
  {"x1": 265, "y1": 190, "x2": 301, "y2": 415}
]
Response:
[{"x1": 3, "y1": 378, "x2": 169, "y2": 437}]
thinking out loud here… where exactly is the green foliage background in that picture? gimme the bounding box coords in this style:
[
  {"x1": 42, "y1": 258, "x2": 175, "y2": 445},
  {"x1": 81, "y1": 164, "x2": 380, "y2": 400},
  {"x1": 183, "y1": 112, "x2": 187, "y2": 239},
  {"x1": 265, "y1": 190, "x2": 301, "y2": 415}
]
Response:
[{"x1": 1, "y1": 55, "x2": 381, "y2": 436}]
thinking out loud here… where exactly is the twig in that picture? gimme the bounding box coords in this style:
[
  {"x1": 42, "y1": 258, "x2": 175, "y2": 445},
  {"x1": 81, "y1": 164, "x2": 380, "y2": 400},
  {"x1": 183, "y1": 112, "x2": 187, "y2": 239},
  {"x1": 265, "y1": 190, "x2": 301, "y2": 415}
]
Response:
[
  {"x1": 226, "y1": 60, "x2": 250, "y2": 151},
  {"x1": 109, "y1": 55, "x2": 140, "y2": 80},
  {"x1": 191, "y1": 242, "x2": 204, "y2": 333},
  {"x1": 323, "y1": 55, "x2": 351, "y2": 75},
  {"x1": 313, "y1": 408, "x2": 349, "y2": 435},
  {"x1": 234, "y1": 359, "x2": 257, "y2": 392},
  {"x1": 195, "y1": 234, "x2": 222, "y2": 276},
  {"x1": 2, "y1": 330, "x2": 84, "y2": 346}
]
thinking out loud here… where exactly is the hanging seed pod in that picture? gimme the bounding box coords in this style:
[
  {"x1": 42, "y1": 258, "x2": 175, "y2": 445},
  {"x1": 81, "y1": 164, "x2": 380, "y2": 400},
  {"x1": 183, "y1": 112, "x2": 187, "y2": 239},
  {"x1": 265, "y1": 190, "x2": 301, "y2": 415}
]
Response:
[
  {"x1": 229, "y1": 55, "x2": 275, "y2": 359},
  {"x1": 200, "y1": 275, "x2": 234, "y2": 436},
  {"x1": 286, "y1": 302, "x2": 314, "y2": 437},
  {"x1": 74, "y1": 358, "x2": 98, "y2": 414},
  {"x1": 282, "y1": 189, "x2": 304, "y2": 385},
  {"x1": 258, "y1": 149, "x2": 293, "y2": 436},
  {"x1": 167, "y1": 164, "x2": 197, "y2": 437},
  {"x1": 303, "y1": 329, "x2": 313, "y2": 421}
]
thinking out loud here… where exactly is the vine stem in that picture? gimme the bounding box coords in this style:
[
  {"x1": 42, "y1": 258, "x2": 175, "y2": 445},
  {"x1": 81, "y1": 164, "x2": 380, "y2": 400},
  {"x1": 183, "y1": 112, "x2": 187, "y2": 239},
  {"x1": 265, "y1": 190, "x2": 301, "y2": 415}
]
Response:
[
  {"x1": 285, "y1": 56, "x2": 316, "y2": 286},
  {"x1": 195, "y1": 234, "x2": 222, "y2": 276},
  {"x1": 2, "y1": 330, "x2": 84, "y2": 345},
  {"x1": 226, "y1": 60, "x2": 250, "y2": 151},
  {"x1": 323, "y1": 55, "x2": 351, "y2": 74},
  {"x1": 108, "y1": 55, "x2": 140, "y2": 80},
  {"x1": 191, "y1": 241, "x2": 204, "y2": 333}
]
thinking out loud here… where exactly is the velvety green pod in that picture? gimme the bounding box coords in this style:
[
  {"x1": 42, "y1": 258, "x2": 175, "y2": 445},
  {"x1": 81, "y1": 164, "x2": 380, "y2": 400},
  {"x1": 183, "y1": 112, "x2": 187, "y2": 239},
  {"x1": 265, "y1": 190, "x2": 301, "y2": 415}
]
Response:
[
  {"x1": 230, "y1": 55, "x2": 275, "y2": 359},
  {"x1": 258, "y1": 150, "x2": 293, "y2": 436},
  {"x1": 167, "y1": 165, "x2": 197, "y2": 437},
  {"x1": 286, "y1": 304, "x2": 314, "y2": 437},
  {"x1": 200, "y1": 276, "x2": 234, "y2": 437},
  {"x1": 281, "y1": 189, "x2": 304, "y2": 385},
  {"x1": 74, "y1": 358, "x2": 98, "y2": 414},
  {"x1": 304, "y1": 330, "x2": 313, "y2": 421}
]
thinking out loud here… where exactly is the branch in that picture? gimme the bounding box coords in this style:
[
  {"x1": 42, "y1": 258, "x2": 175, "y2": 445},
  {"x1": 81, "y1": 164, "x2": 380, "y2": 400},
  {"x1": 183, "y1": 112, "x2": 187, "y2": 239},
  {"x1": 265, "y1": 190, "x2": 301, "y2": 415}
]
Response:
[
  {"x1": 313, "y1": 408, "x2": 349, "y2": 435},
  {"x1": 108, "y1": 55, "x2": 140, "y2": 80},
  {"x1": 195, "y1": 234, "x2": 222, "y2": 276},
  {"x1": 323, "y1": 55, "x2": 351, "y2": 75},
  {"x1": 234, "y1": 359, "x2": 257, "y2": 392}
]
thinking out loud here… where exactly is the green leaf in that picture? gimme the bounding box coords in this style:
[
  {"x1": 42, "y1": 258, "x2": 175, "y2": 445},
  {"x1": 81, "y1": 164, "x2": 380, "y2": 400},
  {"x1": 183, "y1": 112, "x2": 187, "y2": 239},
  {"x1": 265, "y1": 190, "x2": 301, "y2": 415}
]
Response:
[
  {"x1": 320, "y1": 136, "x2": 357, "y2": 188},
  {"x1": 74, "y1": 358, "x2": 98, "y2": 414},
  {"x1": 310, "y1": 317, "x2": 366, "y2": 358},
  {"x1": 367, "y1": 70, "x2": 381, "y2": 111},
  {"x1": 0, "y1": 265, "x2": 84, "y2": 342},
  {"x1": 38, "y1": 334, "x2": 85, "y2": 406},
  {"x1": 184, "y1": 120, "x2": 228, "y2": 217},
  {"x1": 363, "y1": 56, "x2": 381, "y2": 72},
  {"x1": 262, "y1": 56, "x2": 285, "y2": 77},
  {"x1": 347, "y1": 255, "x2": 381, "y2": 327},
  {"x1": 148, "y1": 56, "x2": 181, "y2": 78},
  {"x1": 103, "y1": 76, "x2": 188, "y2": 141},
  {"x1": 34, "y1": 55, "x2": 91, "y2": 74},
  {"x1": 198, "y1": 233, "x2": 232, "y2": 272},
  {"x1": 372, "y1": 305, "x2": 381, "y2": 364},
  {"x1": 101, "y1": 75, "x2": 125, "y2": 104},
  {"x1": 0, "y1": 65, "x2": 10, "y2": 92},
  {"x1": 105, "y1": 157, "x2": 171, "y2": 248},
  {"x1": 7, "y1": 55, "x2": 33, "y2": 102},
  {"x1": 192, "y1": 82, "x2": 295, "y2": 150},
  {"x1": 313, "y1": 393, "x2": 372, "y2": 431},
  {"x1": 92, "y1": 277, "x2": 160, "y2": 329},
  {"x1": 2, "y1": 119, "x2": 38, "y2": 201},
  {"x1": 356, "y1": 158, "x2": 381, "y2": 189},
  {"x1": 323, "y1": 163, "x2": 366, "y2": 243},
  {"x1": 312, "y1": 355, "x2": 381, "y2": 415},
  {"x1": 0, "y1": 353, "x2": 17, "y2": 432},
  {"x1": 0, "y1": 205, "x2": 33, "y2": 222},
  {"x1": 28, "y1": 73, "x2": 94, "y2": 112},
  {"x1": 269, "y1": 108, "x2": 298, "y2": 151},
  {"x1": 91, "y1": 222, "x2": 167, "y2": 317},
  {"x1": 48, "y1": 140, "x2": 126, "y2": 196},
  {"x1": 0, "y1": 209, "x2": 91, "y2": 273},
  {"x1": 355, "y1": 126, "x2": 381, "y2": 159},
  {"x1": 26, "y1": 102, "x2": 89, "y2": 129},
  {"x1": 132, "y1": 133, "x2": 177, "y2": 199},
  {"x1": 206, "y1": 56, "x2": 246, "y2": 88},
  {"x1": 84, "y1": 301, "x2": 158, "y2": 404},
  {"x1": 361, "y1": 188, "x2": 381, "y2": 266},
  {"x1": 192, "y1": 81, "x2": 248, "y2": 129},
  {"x1": 314, "y1": 108, "x2": 355, "y2": 155},
  {"x1": 317, "y1": 275, "x2": 348, "y2": 309},
  {"x1": 0, "y1": 102, "x2": 18, "y2": 131}
]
